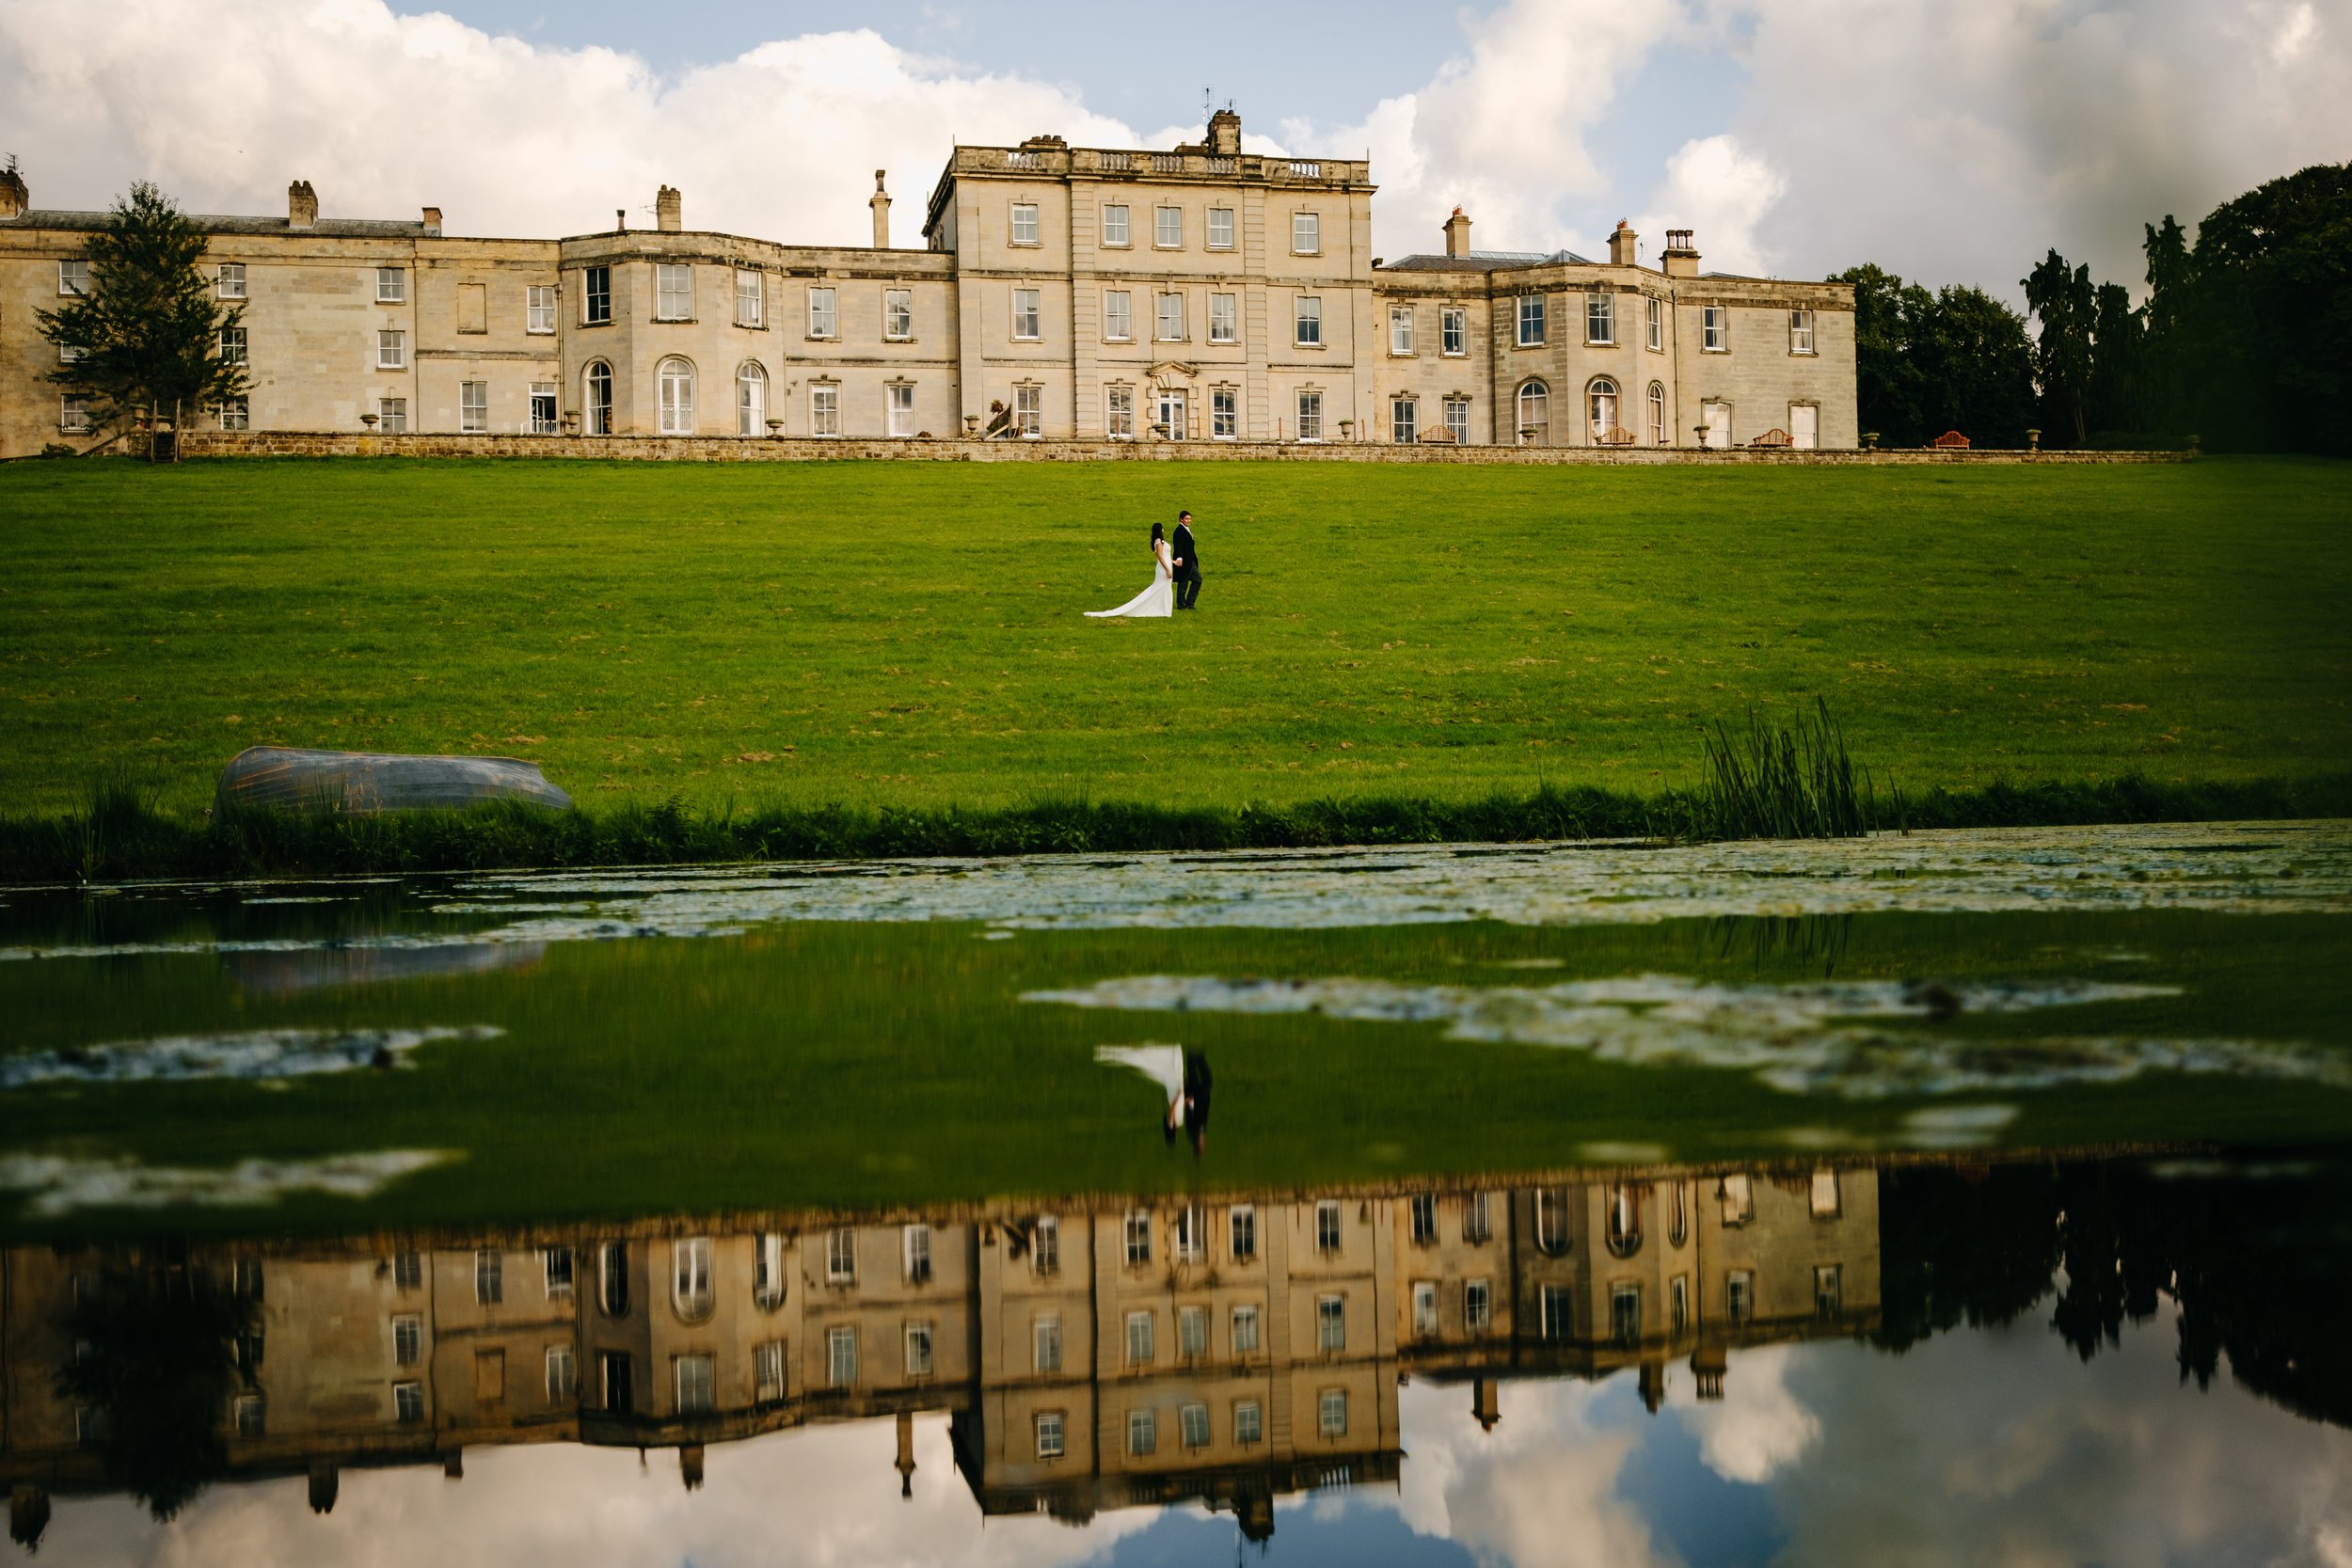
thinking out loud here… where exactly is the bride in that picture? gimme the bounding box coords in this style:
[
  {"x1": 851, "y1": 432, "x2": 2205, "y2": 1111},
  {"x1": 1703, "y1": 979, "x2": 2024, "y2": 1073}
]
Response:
[{"x1": 1085, "y1": 522, "x2": 1173, "y2": 619}]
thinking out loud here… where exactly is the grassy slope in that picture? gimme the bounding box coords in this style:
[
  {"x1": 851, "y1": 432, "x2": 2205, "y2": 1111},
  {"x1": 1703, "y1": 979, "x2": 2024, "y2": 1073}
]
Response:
[{"x1": 1, "y1": 456, "x2": 2345, "y2": 818}]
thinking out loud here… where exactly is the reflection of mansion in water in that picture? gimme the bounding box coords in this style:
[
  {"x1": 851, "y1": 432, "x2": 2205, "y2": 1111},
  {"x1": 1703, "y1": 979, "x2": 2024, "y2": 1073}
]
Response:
[{"x1": 2, "y1": 1168, "x2": 1876, "y2": 1544}]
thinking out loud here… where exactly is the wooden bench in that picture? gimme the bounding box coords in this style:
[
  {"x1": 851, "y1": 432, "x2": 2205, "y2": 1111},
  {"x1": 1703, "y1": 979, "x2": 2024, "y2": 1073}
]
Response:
[
  {"x1": 1747, "y1": 428, "x2": 1793, "y2": 448},
  {"x1": 1931, "y1": 430, "x2": 1971, "y2": 449}
]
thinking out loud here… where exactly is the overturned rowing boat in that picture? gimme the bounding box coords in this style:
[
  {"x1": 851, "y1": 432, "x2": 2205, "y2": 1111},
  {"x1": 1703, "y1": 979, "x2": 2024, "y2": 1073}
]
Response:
[{"x1": 216, "y1": 747, "x2": 574, "y2": 816}]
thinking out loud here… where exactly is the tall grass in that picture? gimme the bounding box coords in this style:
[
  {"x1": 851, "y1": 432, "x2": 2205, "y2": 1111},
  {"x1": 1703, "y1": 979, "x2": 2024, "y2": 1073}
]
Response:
[{"x1": 1684, "y1": 699, "x2": 1898, "y2": 841}]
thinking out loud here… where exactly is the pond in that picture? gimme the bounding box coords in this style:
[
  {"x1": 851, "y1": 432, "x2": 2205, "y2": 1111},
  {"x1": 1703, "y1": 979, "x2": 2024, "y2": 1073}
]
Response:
[{"x1": 4, "y1": 821, "x2": 2349, "y2": 1563}]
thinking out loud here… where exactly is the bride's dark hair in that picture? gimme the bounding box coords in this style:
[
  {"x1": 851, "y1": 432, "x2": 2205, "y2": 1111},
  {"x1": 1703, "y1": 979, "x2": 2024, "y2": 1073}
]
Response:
[{"x1": 1151, "y1": 522, "x2": 1166, "y2": 544}]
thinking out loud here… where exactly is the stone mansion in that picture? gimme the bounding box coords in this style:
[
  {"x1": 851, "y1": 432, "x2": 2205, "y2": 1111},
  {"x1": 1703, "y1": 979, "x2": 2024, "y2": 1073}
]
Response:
[{"x1": 0, "y1": 112, "x2": 1856, "y2": 461}]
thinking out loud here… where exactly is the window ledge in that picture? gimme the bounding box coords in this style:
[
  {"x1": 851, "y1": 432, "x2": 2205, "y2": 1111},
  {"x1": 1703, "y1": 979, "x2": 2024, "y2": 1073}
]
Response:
[
  {"x1": 805, "y1": 335, "x2": 839, "y2": 343},
  {"x1": 736, "y1": 321, "x2": 769, "y2": 331},
  {"x1": 1586, "y1": 340, "x2": 1616, "y2": 348},
  {"x1": 1295, "y1": 341, "x2": 1326, "y2": 351},
  {"x1": 1389, "y1": 351, "x2": 1417, "y2": 359},
  {"x1": 1788, "y1": 350, "x2": 1819, "y2": 356},
  {"x1": 578, "y1": 319, "x2": 614, "y2": 329}
]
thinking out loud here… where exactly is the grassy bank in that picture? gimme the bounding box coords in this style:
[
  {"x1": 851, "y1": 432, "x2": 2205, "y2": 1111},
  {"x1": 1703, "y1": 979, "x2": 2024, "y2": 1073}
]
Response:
[
  {"x1": 5, "y1": 769, "x2": 2345, "y2": 884},
  {"x1": 2, "y1": 456, "x2": 2346, "y2": 824}
]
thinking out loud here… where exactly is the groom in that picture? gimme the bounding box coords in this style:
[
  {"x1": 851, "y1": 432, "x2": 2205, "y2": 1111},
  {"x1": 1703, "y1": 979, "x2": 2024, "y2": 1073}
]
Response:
[{"x1": 1170, "y1": 510, "x2": 1202, "y2": 611}]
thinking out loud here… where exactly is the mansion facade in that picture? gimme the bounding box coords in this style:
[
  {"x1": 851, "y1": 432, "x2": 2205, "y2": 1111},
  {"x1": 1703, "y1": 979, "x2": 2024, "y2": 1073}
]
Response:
[{"x1": 0, "y1": 112, "x2": 1855, "y2": 461}]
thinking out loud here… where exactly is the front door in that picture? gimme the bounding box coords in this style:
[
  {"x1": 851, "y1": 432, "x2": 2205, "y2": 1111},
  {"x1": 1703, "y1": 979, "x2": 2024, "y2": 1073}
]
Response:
[
  {"x1": 1790, "y1": 404, "x2": 1818, "y2": 450},
  {"x1": 1702, "y1": 401, "x2": 1732, "y2": 449},
  {"x1": 1156, "y1": 390, "x2": 1187, "y2": 440}
]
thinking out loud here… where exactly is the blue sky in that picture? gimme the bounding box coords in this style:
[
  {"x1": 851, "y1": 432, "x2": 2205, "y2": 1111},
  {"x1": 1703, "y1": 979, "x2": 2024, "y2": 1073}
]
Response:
[{"x1": 3, "y1": 0, "x2": 2346, "y2": 298}]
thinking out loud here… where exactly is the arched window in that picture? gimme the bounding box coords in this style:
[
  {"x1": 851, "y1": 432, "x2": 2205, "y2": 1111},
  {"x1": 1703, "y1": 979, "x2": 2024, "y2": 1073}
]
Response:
[
  {"x1": 583, "y1": 360, "x2": 613, "y2": 436},
  {"x1": 657, "y1": 356, "x2": 695, "y2": 436},
  {"x1": 1587, "y1": 377, "x2": 1619, "y2": 443},
  {"x1": 736, "y1": 361, "x2": 767, "y2": 436},
  {"x1": 598, "y1": 1241, "x2": 629, "y2": 1318},
  {"x1": 1516, "y1": 379, "x2": 1549, "y2": 445},
  {"x1": 1647, "y1": 382, "x2": 1667, "y2": 446},
  {"x1": 1606, "y1": 1182, "x2": 1644, "y2": 1259},
  {"x1": 1667, "y1": 1180, "x2": 1689, "y2": 1248},
  {"x1": 1534, "y1": 1188, "x2": 1568, "y2": 1256},
  {"x1": 673, "y1": 1237, "x2": 713, "y2": 1323}
]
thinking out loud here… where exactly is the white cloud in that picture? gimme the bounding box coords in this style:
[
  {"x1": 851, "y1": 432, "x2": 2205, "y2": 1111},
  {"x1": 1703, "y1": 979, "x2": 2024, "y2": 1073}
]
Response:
[
  {"x1": 1675, "y1": 1342, "x2": 1820, "y2": 1482},
  {"x1": 1630, "y1": 134, "x2": 1787, "y2": 276}
]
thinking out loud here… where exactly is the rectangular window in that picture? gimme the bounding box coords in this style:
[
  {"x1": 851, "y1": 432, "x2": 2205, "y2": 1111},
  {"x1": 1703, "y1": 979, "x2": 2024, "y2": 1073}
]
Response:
[
  {"x1": 903, "y1": 1225, "x2": 932, "y2": 1284},
  {"x1": 1466, "y1": 1279, "x2": 1491, "y2": 1331},
  {"x1": 1816, "y1": 1264, "x2": 1843, "y2": 1318},
  {"x1": 810, "y1": 384, "x2": 839, "y2": 436},
  {"x1": 57, "y1": 341, "x2": 84, "y2": 364},
  {"x1": 1178, "y1": 1305, "x2": 1207, "y2": 1358},
  {"x1": 884, "y1": 289, "x2": 913, "y2": 340},
  {"x1": 547, "y1": 1344, "x2": 578, "y2": 1402},
  {"x1": 1317, "y1": 1294, "x2": 1346, "y2": 1353},
  {"x1": 1128, "y1": 1408, "x2": 1156, "y2": 1456},
  {"x1": 1646, "y1": 296, "x2": 1663, "y2": 351},
  {"x1": 1721, "y1": 1173, "x2": 1753, "y2": 1225},
  {"x1": 827, "y1": 1227, "x2": 857, "y2": 1282},
  {"x1": 1295, "y1": 295, "x2": 1322, "y2": 346},
  {"x1": 1155, "y1": 292, "x2": 1184, "y2": 341},
  {"x1": 1703, "y1": 305, "x2": 1728, "y2": 352},
  {"x1": 377, "y1": 397, "x2": 407, "y2": 433},
  {"x1": 1295, "y1": 388, "x2": 1323, "y2": 441},
  {"x1": 1125, "y1": 1309, "x2": 1153, "y2": 1365},
  {"x1": 393, "y1": 1253, "x2": 422, "y2": 1291},
  {"x1": 530, "y1": 381, "x2": 558, "y2": 435},
  {"x1": 1441, "y1": 306, "x2": 1468, "y2": 356},
  {"x1": 827, "y1": 1325, "x2": 858, "y2": 1386},
  {"x1": 1208, "y1": 207, "x2": 1234, "y2": 250},
  {"x1": 735, "y1": 269, "x2": 763, "y2": 327},
  {"x1": 376, "y1": 329, "x2": 405, "y2": 369},
  {"x1": 393, "y1": 1314, "x2": 421, "y2": 1366},
  {"x1": 1587, "y1": 293, "x2": 1614, "y2": 343},
  {"x1": 1612, "y1": 1284, "x2": 1642, "y2": 1346},
  {"x1": 1319, "y1": 1389, "x2": 1348, "y2": 1437},
  {"x1": 754, "y1": 1340, "x2": 784, "y2": 1402},
  {"x1": 752, "y1": 1234, "x2": 786, "y2": 1308},
  {"x1": 1101, "y1": 204, "x2": 1130, "y2": 246},
  {"x1": 1036, "y1": 1411, "x2": 1065, "y2": 1459},
  {"x1": 1811, "y1": 1167, "x2": 1841, "y2": 1217},
  {"x1": 1212, "y1": 386, "x2": 1238, "y2": 439},
  {"x1": 475, "y1": 1249, "x2": 502, "y2": 1305},
  {"x1": 1315, "y1": 1200, "x2": 1342, "y2": 1253},
  {"x1": 394, "y1": 1382, "x2": 424, "y2": 1423},
  {"x1": 1035, "y1": 1313, "x2": 1063, "y2": 1373},
  {"x1": 905, "y1": 1323, "x2": 934, "y2": 1377},
  {"x1": 1181, "y1": 1402, "x2": 1210, "y2": 1448},
  {"x1": 527, "y1": 284, "x2": 556, "y2": 334},
  {"x1": 1727, "y1": 1270, "x2": 1754, "y2": 1324},
  {"x1": 216, "y1": 262, "x2": 246, "y2": 299},
  {"x1": 1541, "y1": 1285, "x2": 1571, "y2": 1341},
  {"x1": 1010, "y1": 202, "x2": 1039, "y2": 245},
  {"x1": 676, "y1": 1354, "x2": 714, "y2": 1414},
  {"x1": 887, "y1": 383, "x2": 914, "y2": 437},
  {"x1": 1155, "y1": 206, "x2": 1183, "y2": 247},
  {"x1": 376, "y1": 266, "x2": 405, "y2": 304},
  {"x1": 1413, "y1": 1282, "x2": 1438, "y2": 1337},
  {"x1": 1104, "y1": 289, "x2": 1132, "y2": 341},
  {"x1": 599, "y1": 1351, "x2": 632, "y2": 1413},
  {"x1": 653, "y1": 263, "x2": 691, "y2": 321},
  {"x1": 1790, "y1": 308, "x2": 1817, "y2": 354},
  {"x1": 1672, "y1": 1275, "x2": 1689, "y2": 1333},
  {"x1": 807, "y1": 286, "x2": 837, "y2": 338},
  {"x1": 1013, "y1": 385, "x2": 1041, "y2": 436},
  {"x1": 57, "y1": 259, "x2": 89, "y2": 295},
  {"x1": 460, "y1": 380, "x2": 488, "y2": 434},
  {"x1": 217, "y1": 325, "x2": 247, "y2": 366},
  {"x1": 1174, "y1": 1208, "x2": 1204, "y2": 1264},
  {"x1": 1106, "y1": 384, "x2": 1135, "y2": 437},
  {"x1": 1013, "y1": 288, "x2": 1041, "y2": 341},
  {"x1": 582, "y1": 265, "x2": 612, "y2": 325},
  {"x1": 1391, "y1": 397, "x2": 1417, "y2": 444},
  {"x1": 1518, "y1": 294, "x2": 1546, "y2": 346},
  {"x1": 1409, "y1": 1194, "x2": 1438, "y2": 1244},
  {"x1": 1235, "y1": 1401, "x2": 1263, "y2": 1444},
  {"x1": 1033, "y1": 1216, "x2": 1059, "y2": 1274},
  {"x1": 1390, "y1": 306, "x2": 1414, "y2": 355},
  {"x1": 216, "y1": 396, "x2": 249, "y2": 432},
  {"x1": 1232, "y1": 1303, "x2": 1261, "y2": 1354},
  {"x1": 1443, "y1": 396, "x2": 1470, "y2": 444},
  {"x1": 1293, "y1": 211, "x2": 1320, "y2": 254},
  {"x1": 1208, "y1": 292, "x2": 1237, "y2": 344}
]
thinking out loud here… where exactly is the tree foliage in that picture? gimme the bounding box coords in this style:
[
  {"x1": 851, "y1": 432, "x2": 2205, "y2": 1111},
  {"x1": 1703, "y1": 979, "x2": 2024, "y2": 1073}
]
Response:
[
  {"x1": 1831, "y1": 265, "x2": 2036, "y2": 446},
  {"x1": 35, "y1": 182, "x2": 247, "y2": 456}
]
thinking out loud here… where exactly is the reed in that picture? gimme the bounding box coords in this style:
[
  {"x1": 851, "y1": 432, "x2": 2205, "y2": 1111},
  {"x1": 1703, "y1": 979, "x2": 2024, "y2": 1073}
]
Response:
[{"x1": 1677, "y1": 699, "x2": 1897, "y2": 841}]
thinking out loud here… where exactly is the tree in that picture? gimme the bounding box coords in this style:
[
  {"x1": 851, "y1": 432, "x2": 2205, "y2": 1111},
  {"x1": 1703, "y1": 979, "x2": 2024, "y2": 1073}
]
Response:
[
  {"x1": 36, "y1": 182, "x2": 247, "y2": 459},
  {"x1": 2083, "y1": 280, "x2": 2146, "y2": 438},
  {"x1": 1913, "y1": 284, "x2": 2039, "y2": 449},
  {"x1": 2022, "y1": 248, "x2": 2096, "y2": 445},
  {"x1": 1832, "y1": 263, "x2": 1931, "y2": 445}
]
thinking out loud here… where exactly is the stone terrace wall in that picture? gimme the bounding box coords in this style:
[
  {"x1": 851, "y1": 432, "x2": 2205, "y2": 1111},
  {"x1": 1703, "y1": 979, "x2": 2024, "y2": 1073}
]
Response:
[{"x1": 167, "y1": 432, "x2": 2191, "y2": 466}]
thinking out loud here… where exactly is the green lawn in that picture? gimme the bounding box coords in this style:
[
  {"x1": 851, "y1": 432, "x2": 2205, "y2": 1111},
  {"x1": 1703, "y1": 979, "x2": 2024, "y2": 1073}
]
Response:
[{"x1": 2, "y1": 456, "x2": 2345, "y2": 817}]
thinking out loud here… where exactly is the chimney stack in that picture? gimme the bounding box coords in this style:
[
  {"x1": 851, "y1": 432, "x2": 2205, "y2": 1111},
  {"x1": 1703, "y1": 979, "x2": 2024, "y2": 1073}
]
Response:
[
  {"x1": 288, "y1": 179, "x2": 317, "y2": 230},
  {"x1": 656, "y1": 185, "x2": 682, "y2": 232},
  {"x1": 1443, "y1": 205, "x2": 1471, "y2": 260},
  {"x1": 870, "y1": 170, "x2": 891, "y2": 249},
  {"x1": 1608, "y1": 219, "x2": 1638, "y2": 267},
  {"x1": 0, "y1": 158, "x2": 27, "y2": 222},
  {"x1": 1661, "y1": 228, "x2": 1699, "y2": 278},
  {"x1": 421, "y1": 205, "x2": 442, "y2": 237},
  {"x1": 1207, "y1": 108, "x2": 1242, "y2": 156}
]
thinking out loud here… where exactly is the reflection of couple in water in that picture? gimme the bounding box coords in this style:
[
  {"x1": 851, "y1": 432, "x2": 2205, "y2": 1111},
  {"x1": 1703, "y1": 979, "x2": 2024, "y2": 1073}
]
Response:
[{"x1": 1098, "y1": 1044, "x2": 1213, "y2": 1154}]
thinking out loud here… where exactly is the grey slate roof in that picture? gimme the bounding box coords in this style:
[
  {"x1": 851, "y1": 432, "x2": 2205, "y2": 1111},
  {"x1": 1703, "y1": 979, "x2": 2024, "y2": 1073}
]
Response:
[
  {"x1": 1380, "y1": 247, "x2": 1595, "y2": 272},
  {"x1": 8, "y1": 209, "x2": 430, "y2": 237}
]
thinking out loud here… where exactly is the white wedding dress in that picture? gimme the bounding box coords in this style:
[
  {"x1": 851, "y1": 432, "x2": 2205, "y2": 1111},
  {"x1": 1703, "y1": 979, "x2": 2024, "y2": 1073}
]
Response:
[{"x1": 1086, "y1": 540, "x2": 1174, "y2": 618}]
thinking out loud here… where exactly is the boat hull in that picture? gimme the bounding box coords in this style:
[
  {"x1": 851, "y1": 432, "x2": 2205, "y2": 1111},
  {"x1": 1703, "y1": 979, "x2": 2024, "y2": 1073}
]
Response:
[{"x1": 216, "y1": 747, "x2": 574, "y2": 816}]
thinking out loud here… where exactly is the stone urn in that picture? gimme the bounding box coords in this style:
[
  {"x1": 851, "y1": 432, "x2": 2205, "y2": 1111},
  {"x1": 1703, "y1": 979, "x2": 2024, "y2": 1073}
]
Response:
[
  {"x1": 359, "y1": 412, "x2": 379, "y2": 430},
  {"x1": 2026, "y1": 427, "x2": 2042, "y2": 453},
  {"x1": 765, "y1": 418, "x2": 785, "y2": 437},
  {"x1": 963, "y1": 413, "x2": 980, "y2": 437},
  {"x1": 1338, "y1": 418, "x2": 1354, "y2": 440}
]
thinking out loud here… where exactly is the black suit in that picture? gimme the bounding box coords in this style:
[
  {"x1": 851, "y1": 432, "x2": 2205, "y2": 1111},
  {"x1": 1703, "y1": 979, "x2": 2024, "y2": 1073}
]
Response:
[{"x1": 1170, "y1": 523, "x2": 1202, "y2": 610}]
